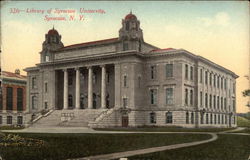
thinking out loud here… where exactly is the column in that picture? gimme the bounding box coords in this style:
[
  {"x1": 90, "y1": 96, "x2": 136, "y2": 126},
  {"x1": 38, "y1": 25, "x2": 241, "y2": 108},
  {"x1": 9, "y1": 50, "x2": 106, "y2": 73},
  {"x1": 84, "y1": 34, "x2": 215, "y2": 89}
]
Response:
[
  {"x1": 101, "y1": 65, "x2": 106, "y2": 109},
  {"x1": 88, "y1": 66, "x2": 93, "y2": 109},
  {"x1": 63, "y1": 69, "x2": 68, "y2": 109},
  {"x1": 114, "y1": 64, "x2": 121, "y2": 108},
  {"x1": 75, "y1": 68, "x2": 80, "y2": 109}
]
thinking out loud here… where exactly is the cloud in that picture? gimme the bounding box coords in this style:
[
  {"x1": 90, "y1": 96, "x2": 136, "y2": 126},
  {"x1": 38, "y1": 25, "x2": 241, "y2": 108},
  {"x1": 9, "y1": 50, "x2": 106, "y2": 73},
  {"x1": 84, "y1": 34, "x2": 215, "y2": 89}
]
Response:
[{"x1": 199, "y1": 12, "x2": 230, "y2": 27}]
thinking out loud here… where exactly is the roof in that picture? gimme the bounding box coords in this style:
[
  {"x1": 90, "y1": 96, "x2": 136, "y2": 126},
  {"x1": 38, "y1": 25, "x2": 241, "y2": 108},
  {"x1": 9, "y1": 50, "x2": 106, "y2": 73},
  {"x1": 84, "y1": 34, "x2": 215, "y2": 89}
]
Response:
[
  {"x1": 48, "y1": 27, "x2": 59, "y2": 35},
  {"x1": 125, "y1": 12, "x2": 137, "y2": 20},
  {"x1": 59, "y1": 38, "x2": 119, "y2": 51},
  {"x1": 1, "y1": 71, "x2": 27, "y2": 81},
  {"x1": 150, "y1": 48, "x2": 176, "y2": 53}
]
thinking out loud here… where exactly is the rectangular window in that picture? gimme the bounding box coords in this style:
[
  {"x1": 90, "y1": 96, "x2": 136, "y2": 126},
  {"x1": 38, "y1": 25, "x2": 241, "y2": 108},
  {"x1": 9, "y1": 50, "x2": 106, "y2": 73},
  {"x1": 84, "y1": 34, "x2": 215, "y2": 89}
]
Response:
[
  {"x1": 217, "y1": 96, "x2": 220, "y2": 109},
  {"x1": 214, "y1": 75, "x2": 216, "y2": 87},
  {"x1": 224, "y1": 79, "x2": 227, "y2": 90},
  {"x1": 190, "y1": 90, "x2": 193, "y2": 106},
  {"x1": 150, "y1": 89, "x2": 157, "y2": 105},
  {"x1": 166, "y1": 64, "x2": 173, "y2": 78},
  {"x1": 123, "y1": 98, "x2": 128, "y2": 108},
  {"x1": 123, "y1": 75, "x2": 127, "y2": 87},
  {"x1": 200, "y1": 91, "x2": 203, "y2": 106},
  {"x1": 166, "y1": 88, "x2": 173, "y2": 105},
  {"x1": 0, "y1": 116, "x2": 2, "y2": 124},
  {"x1": 233, "y1": 99, "x2": 236, "y2": 111},
  {"x1": 205, "y1": 93, "x2": 208, "y2": 108},
  {"x1": 185, "y1": 64, "x2": 188, "y2": 79},
  {"x1": 209, "y1": 94, "x2": 212, "y2": 108},
  {"x1": 185, "y1": 89, "x2": 188, "y2": 105},
  {"x1": 186, "y1": 112, "x2": 189, "y2": 124},
  {"x1": 224, "y1": 98, "x2": 227, "y2": 110},
  {"x1": 214, "y1": 115, "x2": 217, "y2": 124},
  {"x1": 218, "y1": 114, "x2": 220, "y2": 124},
  {"x1": 201, "y1": 114, "x2": 204, "y2": 124},
  {"x1": 166, "y1": 112, "x2": 173, "y2": 124},
  {"x1": 17, "y1": 88, "x2": 23, "y2": 111},
  {"x1": 205, "y1": 71, "x2": 208, "y2": 85},
  {"x1": 45, "y1": 82, "x2": 48, "y2": 93},
  {"x1": 200, "y1": 69, "x2": 203, "y2": 83},
  {"x1": 17, "y1": 116, "x2": 23, "y2": 125},
  {"x1": 32, "y1": 77, "x2": 36, "y2": 89},
  {"x1": 209, "y1": 73, "x2": 212, "y2": 85},
  {"x1": 210, "y1": 114, "x2": 213, "y2": 124},
  {"x1": 221, "y1": 77, "x2": 223, "y2": 89},
  {"x1": 123, "y1": 43, "x2": 128, "y2": 51},
  {"x1": 221, "y1": 97, "x2": 223, "y2": 110},
  {"x1": 150, "y1": 66, "x2": 156, "y2": 79},
  {"x1": 206, "y1": 113, "x2": 209, "y2": 124},
  {"x1": 7, "y1": 87, "x2": 13, "y2": 110},
  {"x1": 191, "y1": 112, "x2": 194, "y2": 124},
  {"x1": 150, "y1": 112, "x2": 156, "y2": 124},
  {"x1": 233, "y1": 83, "x2": 236, "y2": 94},
  {"x1": 7, "y1": 116, "x2": 12, "y2": 124},
  {"x1": 45, "y1": 102, "x2": 48, "y2": 109},
  {"x1": 213, "y1": 95, "x2": 216, "y2": 109},
  {"x1": 217, "y1": 76, "x2": 220, "y2": 88},
  {"x1": 190, "y1": 66, "x2": 193, "y2": 80}
]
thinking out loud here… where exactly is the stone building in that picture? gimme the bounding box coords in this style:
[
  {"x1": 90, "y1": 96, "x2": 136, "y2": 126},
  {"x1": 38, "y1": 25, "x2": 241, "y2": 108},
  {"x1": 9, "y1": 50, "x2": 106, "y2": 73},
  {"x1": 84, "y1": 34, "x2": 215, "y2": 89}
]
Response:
[
  {"x1": 0, "y1": 69, "x2": 28, "y2": 126},
  {"x1": 25, "y1": 12, "x2": 238, "y2": 128}
]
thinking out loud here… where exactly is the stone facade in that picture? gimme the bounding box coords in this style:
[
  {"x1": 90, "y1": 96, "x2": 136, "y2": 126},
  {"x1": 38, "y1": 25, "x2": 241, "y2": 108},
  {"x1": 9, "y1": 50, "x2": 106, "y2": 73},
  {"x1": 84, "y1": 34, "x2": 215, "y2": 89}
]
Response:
[{"x1": 25, "y1": 12, "x2": 238, "y2": 128}]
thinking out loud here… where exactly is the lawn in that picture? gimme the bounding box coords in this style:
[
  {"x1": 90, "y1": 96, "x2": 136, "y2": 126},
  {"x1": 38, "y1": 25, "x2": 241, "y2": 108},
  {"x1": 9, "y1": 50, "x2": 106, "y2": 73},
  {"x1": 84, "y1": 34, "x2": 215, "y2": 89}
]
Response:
[
  {"x1": 0, "y1": 132, "x2": 210, "y2": 160},
  {"x1": 129, "y1": 134, "x2": 250, "y2": 160},
  {"x1": 94, "y1": 127, "x2": 233, "y2": 133},
  {"x1": 237, "y1": 116, "x2": 250, "y2": 128}
]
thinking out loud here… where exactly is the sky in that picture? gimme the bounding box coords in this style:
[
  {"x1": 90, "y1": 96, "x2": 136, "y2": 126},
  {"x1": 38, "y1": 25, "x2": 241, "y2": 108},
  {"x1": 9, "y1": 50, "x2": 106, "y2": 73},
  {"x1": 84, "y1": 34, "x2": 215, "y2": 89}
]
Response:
[{"x1": 1, "y1": 1, "x2": 249, "y2": 113}]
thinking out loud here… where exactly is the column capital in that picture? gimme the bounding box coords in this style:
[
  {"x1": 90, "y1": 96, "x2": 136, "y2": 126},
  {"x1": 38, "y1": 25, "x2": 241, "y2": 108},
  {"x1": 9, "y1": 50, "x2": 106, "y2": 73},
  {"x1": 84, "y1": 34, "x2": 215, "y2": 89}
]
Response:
[
  {"x1": 75, "y1": 67, "x2": 80, "y2": 71},
  {"x1": 86, "y1": 66, "x2": 92, "y2": 69},
  {"x1": 63, "y1": 68, "x2": 68, "y2": 72},
  {"x1": 100, "y1": 64, "x2": 106, "y2": 68}
]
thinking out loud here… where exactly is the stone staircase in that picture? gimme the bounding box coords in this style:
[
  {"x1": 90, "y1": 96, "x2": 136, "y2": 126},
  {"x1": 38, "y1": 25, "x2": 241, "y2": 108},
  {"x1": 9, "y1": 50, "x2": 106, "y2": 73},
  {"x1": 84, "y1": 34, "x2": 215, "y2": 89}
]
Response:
[{"x1": 30, "y1": 109, "x2": 107, "y2": 128}]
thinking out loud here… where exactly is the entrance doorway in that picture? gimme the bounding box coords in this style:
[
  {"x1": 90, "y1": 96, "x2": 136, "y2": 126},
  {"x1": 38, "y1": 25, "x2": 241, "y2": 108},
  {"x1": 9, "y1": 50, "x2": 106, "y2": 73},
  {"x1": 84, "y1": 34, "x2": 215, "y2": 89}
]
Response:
[{"x1": 122, "y1": 116, "x2": 129, "y2": 127}]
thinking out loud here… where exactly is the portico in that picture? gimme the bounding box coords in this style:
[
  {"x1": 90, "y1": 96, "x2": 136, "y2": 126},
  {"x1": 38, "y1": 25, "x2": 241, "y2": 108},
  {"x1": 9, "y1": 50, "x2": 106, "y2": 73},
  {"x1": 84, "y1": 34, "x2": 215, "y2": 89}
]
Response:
[{"x1": 56, "y1": 64, "x2": 115, "y2": 110}]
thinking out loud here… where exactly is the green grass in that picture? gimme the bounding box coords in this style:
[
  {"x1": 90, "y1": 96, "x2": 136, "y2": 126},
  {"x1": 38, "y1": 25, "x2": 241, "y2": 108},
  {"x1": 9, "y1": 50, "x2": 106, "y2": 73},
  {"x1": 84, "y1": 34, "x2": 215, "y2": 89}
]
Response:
[
  {"x1": 237, "y1": 116, "x2": 250, "y2": 128},
  {"x1": 0, "y1": 126, "x2": 25, "y2": 130},
  {"x1": 130, "y1": 134, "x2": 250, "y2": 160},
  {"x1": 0, "y1": 133, "x2": 210, "y2": 160},
  {"x1": 94, "y1": 127, "x2": 234, "y2": 133}
]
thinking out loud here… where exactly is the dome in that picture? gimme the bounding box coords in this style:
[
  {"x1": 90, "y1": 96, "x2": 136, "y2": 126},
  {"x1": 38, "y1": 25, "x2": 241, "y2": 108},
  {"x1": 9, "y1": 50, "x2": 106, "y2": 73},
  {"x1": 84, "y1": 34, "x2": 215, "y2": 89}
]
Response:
[
  {"x1": 125, "y1": 12, "x2": 137, "y2": 20},
  {"x1": 48, "y1": 27, "x2": 59, "y2": 35}
]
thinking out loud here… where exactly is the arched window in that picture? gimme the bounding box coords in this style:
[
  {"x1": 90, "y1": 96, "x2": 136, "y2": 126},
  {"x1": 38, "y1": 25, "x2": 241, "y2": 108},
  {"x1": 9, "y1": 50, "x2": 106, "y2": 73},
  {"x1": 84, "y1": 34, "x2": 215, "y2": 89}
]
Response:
[
  {"x1": 166, "y1": 112, "x2": 173, "y2": 124},
  {"x1": 150, "y1": 112, "x2": 156, "y2": 124}
]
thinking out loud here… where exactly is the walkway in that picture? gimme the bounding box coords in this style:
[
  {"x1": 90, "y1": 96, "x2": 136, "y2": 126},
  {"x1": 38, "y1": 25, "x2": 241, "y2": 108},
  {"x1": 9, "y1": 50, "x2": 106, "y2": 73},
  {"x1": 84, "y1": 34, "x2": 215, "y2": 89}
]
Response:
[{"x1": 69, "y1": 133, "x2": 218, "y2": 160}]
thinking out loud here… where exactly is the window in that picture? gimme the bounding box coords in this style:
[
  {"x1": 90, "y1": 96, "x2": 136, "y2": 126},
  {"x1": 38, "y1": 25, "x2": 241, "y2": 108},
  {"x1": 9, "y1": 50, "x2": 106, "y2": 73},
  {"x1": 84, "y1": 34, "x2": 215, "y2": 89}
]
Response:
[
  {"x1": 68, "y1": 72, "x2": 73, "y2": 85},
  {"x1": 233, "y1": 99, "x2": 236, "y2": 111},
  {"x1": 225, "y1": 115, "x2": 227, "y2": 124},
  {"x1": 150, "y1": 89, "x2": 157, "y2": 105},
  {"x1": 217, "y1": 96, "x2": 220, "y2": 109},
  {"x1": 17, "y1": 88, "x2": 23, "y2": 111},
  {"x1": 17, "y1": 116, "x2": 23, "y2": 125},
  {"x1": 201, "y1": 113, "x2": 204, "y2": 124},
  {"x1": 221, "y1": 77, "x2": 223, "y2": 89},
  {"x1": 45, "y1": 54, "x2": 49, "y2": 62},
  {"x1": 209, "y1": 94, "x2": 212, "y2": 108},
  {"x1": 32, "y1": 96, "x2": 37, "y2": 109},
  {"x1": 221, "y1": 97, "x2": 223, "y2": 110},
  {"x1": 150, "y1": 66, "x2": 156, "y2": 79},
  {"x1": 45, "y1": 102, "x2": 48, "y2": 109},
  {"x1": 205, "y1": 93, "x2": 208, "y2": 108},
  {"x1": 32, "y1": 77, "x2": 36, "y2": 89},
  {"x1": 185, "y1": 89, "x2": 188, "y2": 105},
  {"x1": 166, "y1": 64, "x2": 173, "y2": 78},
  {"x1": 150, "y1": 112, "x2": 156, "y2": 124},
  {"x1": 7, "y1": 87, "x2": 13, "y2": 110},
  {"x1": 166, "y1": 112, "x2": 173, "y2": 123},
  {"x1": 166, "y1": 88, "x2": 173, "y2": 105},
  {"x1": 224, "y1": 79, "x2": 227, "y2": 90},
  {"x1": 45, "y1": 82, "x2": 48, "y2": 93},
  {"x1": 0, "y1": 116, "x2": 2, "y2": 124},
  {"x1": 7, "y1": 116, "x2": 12, "y2": 124},
  {"x1": 217, "y1": 76, "x2": 220, "y2": 88},
  {"x1": 186, "y1": 112, "x2": 189, "y2": 124},
  {"x1": 233, "y1": 83, "x2": 236, "y2": 94},
  {"x1": 210, "y1": 114, "x2": 213, "y2": 124},
  {"x1": 206, "y1": 113, "x2": 209, "y2": 124},
  {"x1": 209, "y1": 73, "x2": 212, "y2": 85},
  {"x1": 123, "y1": 98, "x2": 128, "y2": 108},
  {"x1": 93, "y1": 72, "x2": 97, "y2": 84},
  {"x1": 214, "y1": 75, "x2": 216, "y2": 87},
  {"x1": 123, "y1": 42, "x2": 128, "y2": 51},
  {"x1": 123, "y1": 75, "x2": 127, "y2": 87},
  {"x1": 224, "y1": 98, "x2": 227, "y2": 110},
  {"x1": 185, "y1": 64, "x2": 188, "y2": 79},
  {"x1": 200, "y1": 69, "x2": 203, "y2": 83},
  {"x1": 222, "y1": 114, "x2": 224, "y2": 124},
  {"x1": 190, "y1": 90, "x2": 193, "y2": 106},
  {"x1": 125, "y1": 22, "x2": 129, "y2": 30},
  {"x1": 106, "y1": 71, "x2": 110, "y2": 84},
  {"x1": 200, "y1": 91, "x2": 203, "y2": 107},
  {"x1": 68, "y1": 95, "x2": 73, "y2": 107},
  {"x1": 205, "y1": 71, "x2": 208, "y2": 84},
  {"x1": 214, "y1": 114, "x2": 217, "y2": 124},
  {"x1": 191, "y1": 112, "x2": 194, "y2": 124},
  {"x1": 218, "y1": 114, "x2": 220, "y2": 124},
  {"x1": 213, "y1": 95, "x2": 216, "y2": 109},
  {"x1": 190, "y1": 66, "x2": 193, "y2": 80}
]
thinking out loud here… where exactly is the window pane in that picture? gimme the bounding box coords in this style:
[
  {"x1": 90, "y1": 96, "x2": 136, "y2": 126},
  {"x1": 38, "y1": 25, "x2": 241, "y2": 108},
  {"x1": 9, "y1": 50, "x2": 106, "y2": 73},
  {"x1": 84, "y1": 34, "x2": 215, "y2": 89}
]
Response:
[
  {"x1": 166, "y1": 64, "x2": 173, "y2": 78},
  {"x1": 166, "y1": 88, "x2": 173, "y2": 105}
]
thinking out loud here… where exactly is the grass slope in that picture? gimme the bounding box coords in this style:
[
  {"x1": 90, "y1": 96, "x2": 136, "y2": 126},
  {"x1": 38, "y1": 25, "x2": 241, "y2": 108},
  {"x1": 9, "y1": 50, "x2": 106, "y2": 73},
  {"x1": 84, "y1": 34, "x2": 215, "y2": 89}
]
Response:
[
  {"x1": 130, "y1": 134, "x2": 250, "y2": 160},
  {"x1": 237, "y1": 116, "x2": 250, "y2": 128},
  {"x1": 0, "y1": 133, "x2": 210, "y2": 160}
]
